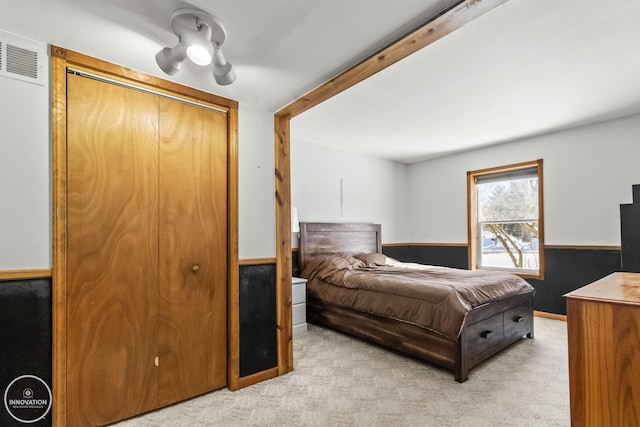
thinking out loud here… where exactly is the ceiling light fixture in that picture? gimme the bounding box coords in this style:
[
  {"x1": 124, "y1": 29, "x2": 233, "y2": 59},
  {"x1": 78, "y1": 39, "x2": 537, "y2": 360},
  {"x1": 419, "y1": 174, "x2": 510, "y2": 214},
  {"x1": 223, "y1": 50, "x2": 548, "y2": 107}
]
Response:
[
  {"x1": 155, "y1": 8, "x2": 236, "y2": 85},
  {"x1": 212, "y1": 44, "x2": 236, "y2": 86}
]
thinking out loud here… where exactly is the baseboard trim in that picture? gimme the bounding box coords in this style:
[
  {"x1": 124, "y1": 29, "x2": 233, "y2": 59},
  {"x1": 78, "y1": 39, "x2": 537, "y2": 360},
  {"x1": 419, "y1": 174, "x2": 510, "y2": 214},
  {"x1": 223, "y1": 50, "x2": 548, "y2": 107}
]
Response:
[
  {"x1": 239, "y1": 258, "x2": 277, "y2": 266},
  {"x1": 544, "y1": 244, "x2": 620, "y2": 251},
  {"x1": 237, "y1": 366, "x2": 279, "y2": 389},
  {"x1": 0, "y1": 268, "x2": 52, "y2": 282},
  {"x1": 534, "y1": 310, "x2": 566, "y2": 321}
]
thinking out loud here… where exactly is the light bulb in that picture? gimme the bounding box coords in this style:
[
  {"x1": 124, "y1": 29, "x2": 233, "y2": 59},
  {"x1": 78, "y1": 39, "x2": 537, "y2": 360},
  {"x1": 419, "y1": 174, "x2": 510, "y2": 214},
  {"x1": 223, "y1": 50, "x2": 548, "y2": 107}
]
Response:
[
  {"x1": 186, "y1": 45, "x2": 212, "y2": 65},
  {"x1": 182, "y1": 22, "x2": 213, "y2": 66}
]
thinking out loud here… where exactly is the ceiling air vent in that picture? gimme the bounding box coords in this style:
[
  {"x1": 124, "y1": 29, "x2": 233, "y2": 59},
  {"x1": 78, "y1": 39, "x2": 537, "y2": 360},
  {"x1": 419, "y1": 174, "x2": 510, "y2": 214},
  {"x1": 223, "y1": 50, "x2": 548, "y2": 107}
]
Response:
[{"x1": 0, "y1": 30, "x2": 46, "y2": 86}]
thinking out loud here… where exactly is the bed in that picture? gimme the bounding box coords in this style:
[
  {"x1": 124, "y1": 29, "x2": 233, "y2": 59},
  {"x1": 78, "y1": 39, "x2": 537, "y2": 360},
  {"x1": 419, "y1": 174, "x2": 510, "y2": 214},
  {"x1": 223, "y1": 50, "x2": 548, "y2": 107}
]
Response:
[{"x1": 298, "y1": 222, "x2": 535, "y2": 382}]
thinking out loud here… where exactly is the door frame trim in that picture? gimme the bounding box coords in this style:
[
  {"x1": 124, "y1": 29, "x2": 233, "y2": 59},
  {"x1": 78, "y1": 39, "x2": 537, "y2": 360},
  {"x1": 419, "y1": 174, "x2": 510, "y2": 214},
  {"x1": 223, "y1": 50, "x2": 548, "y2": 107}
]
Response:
[{"x1": 51, "y1": 46, "x2": 239, "y2": 426}]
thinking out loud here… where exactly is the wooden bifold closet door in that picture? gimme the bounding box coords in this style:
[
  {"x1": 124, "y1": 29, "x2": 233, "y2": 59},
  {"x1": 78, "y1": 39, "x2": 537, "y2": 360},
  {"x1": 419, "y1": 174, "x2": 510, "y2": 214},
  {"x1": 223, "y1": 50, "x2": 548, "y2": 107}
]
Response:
[
  {"x1": 157, "y1": 96, "x2": 227, "y2": 406},
  {"x1": 66, "y1": 73, "x2": 227, "y2": 426}
]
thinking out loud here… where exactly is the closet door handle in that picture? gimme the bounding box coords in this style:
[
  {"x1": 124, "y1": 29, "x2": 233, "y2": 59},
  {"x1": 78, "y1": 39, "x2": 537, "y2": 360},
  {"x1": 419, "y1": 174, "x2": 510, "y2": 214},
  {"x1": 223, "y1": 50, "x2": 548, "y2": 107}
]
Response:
[
  {"x1": 192, "y1": 265, "x2": 200, "y2": 272},
  {"x1": 513, "y1": 315, "x2": 525, "y2": 323}
]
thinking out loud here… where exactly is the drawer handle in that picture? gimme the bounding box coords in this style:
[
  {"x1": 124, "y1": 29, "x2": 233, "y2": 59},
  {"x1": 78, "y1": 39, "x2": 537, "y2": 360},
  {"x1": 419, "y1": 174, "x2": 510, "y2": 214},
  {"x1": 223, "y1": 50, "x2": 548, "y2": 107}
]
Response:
[
  {"x1": 513, "y1": 315, "x2": 525, "y2": 323},
  {"x1": 480, "y1": 330, "x2": 493, "y2": 339}
]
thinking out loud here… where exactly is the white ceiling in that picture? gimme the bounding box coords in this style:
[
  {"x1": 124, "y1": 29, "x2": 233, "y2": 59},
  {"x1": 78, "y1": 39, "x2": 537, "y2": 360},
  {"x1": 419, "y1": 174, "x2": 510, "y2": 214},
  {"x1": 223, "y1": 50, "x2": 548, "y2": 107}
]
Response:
[
  {"x1": 0, "y1": 0, "x2": 455, "y2": 111},
  {"x1": 292, "y1": 0, "x2": 640, "y2": 162},
  {"x1": 1, "y1": 0, "x2": 639, "y2": 163}
]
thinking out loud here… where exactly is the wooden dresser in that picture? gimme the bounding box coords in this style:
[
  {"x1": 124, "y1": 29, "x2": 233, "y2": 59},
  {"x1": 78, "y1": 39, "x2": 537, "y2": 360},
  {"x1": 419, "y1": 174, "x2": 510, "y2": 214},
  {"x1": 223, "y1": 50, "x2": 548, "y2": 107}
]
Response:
[{"x1": 565, "y1": 272, "x2": 640, "y2": 426}]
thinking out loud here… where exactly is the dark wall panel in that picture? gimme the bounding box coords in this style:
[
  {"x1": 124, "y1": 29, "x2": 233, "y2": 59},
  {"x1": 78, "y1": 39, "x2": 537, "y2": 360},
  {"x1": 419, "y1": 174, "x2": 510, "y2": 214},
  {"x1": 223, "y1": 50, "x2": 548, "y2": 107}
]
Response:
[
  {"x1": 529, "y1": 248, "x2": 620, "y2": 314},
  {"x1": 0, "y1": 279, "x2": 52, "y2": 427},
  {"x1": 620, "y1": 184, "x2": 640, "y2": 272},
  {"x1": 292, "y1": 249, "x2": 301, "y2": 277},
  {"x1": 383, "y1": 245, "x2": 468, "y2": 269},
  {"x1": 620, "y1": 204, "x2": 640, "y2": 272},
  {"x1": 239, "y1": 264, "x2": 277, "y2": 378}
]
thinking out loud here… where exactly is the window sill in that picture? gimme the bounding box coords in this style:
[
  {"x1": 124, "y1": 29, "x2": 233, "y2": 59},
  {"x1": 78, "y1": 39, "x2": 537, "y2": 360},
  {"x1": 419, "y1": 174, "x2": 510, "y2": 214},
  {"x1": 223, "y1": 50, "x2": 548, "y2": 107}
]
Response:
[{"x1": 473, "y1": 267, "x2": 544, "y2": 281}]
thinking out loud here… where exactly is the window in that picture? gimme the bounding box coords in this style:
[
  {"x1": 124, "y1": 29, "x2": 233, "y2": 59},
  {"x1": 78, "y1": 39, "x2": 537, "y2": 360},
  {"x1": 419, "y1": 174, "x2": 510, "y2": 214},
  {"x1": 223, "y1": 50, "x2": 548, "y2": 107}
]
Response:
[{"x1": 467, "y1": 160, "x2": 544, "y2": 279}]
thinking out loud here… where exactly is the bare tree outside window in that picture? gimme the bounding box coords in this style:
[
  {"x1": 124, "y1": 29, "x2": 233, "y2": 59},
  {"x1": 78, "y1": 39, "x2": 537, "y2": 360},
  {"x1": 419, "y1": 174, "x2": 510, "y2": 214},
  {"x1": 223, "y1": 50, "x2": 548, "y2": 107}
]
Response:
[{"x1": 478, "y1": 178, "x2": 539, "y2": 270}]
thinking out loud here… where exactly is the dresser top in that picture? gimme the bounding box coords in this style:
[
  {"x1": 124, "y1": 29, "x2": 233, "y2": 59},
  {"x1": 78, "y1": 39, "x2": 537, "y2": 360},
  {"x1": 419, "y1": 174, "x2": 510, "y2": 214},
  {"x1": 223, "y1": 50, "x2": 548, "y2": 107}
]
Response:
[{"x1": 565, "y1": 272, "x2": 640, "y2": 305}]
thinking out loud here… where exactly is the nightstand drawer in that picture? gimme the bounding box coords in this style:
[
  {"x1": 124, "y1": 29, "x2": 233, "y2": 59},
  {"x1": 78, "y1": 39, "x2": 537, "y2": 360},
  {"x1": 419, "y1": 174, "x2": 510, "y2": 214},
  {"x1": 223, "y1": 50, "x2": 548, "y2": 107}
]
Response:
[
  {"x1": 292, "y1": 283, "x2": 306, "y2": 305},
  {"x1": 292, "y1": 303, "x2": 306, "y2": 325}
]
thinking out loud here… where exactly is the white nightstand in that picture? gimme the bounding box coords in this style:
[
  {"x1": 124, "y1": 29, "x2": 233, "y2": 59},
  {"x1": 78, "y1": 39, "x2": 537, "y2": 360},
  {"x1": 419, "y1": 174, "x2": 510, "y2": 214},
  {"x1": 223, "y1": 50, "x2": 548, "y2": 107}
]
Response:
[{"x1": 292, "y1": 277, "x2": 308, "y2": 334}]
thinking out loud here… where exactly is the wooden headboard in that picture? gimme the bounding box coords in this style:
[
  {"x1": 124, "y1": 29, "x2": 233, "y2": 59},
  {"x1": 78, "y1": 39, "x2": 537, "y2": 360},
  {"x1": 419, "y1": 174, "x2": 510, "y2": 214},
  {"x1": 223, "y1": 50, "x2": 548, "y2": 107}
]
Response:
[{"x1": 299, "y1": 222, "x2": 382, "y2": 270}]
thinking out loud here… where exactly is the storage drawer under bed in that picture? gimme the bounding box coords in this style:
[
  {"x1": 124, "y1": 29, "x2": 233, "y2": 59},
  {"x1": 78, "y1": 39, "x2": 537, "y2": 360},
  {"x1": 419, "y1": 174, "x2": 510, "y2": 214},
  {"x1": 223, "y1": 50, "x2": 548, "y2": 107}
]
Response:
[
  {"x1": 466, "y1": 312, "x2": 505, "y2": 357},
  {"x1": 504, "y1": 303, "x2": 532, "y2": 338},
  {"x1": 466, "y1": 302, "x2": 532, "y2": 359}
]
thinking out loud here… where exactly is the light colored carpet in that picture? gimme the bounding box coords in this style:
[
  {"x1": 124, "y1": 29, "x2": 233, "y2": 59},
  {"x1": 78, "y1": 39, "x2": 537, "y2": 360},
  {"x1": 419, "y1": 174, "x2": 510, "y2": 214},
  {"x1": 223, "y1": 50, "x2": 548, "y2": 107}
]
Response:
[{"x1": 114, "y1": 317, "x2": 569, "y2": 427}]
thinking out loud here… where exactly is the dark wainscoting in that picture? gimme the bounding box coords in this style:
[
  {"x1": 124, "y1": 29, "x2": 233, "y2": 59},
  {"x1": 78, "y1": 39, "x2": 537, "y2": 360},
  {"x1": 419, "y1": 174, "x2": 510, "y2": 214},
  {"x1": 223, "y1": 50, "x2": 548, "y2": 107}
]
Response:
[
  {"x1": 620, "y1": 184, "x2": 640, "y2": 272},
  {"x1": 239, "y1": 263, "x2": 278, "y2": 378},
  {"x1": 382, "y1": 245, "x2": 621, "y2": 315},
  {"x1": 529, "y1": 247, "x2": 621, "y2": 314},
  {"x1": 0, "y1": 278, "x2": 52, "y2": 427},
  {"x1": 292, "y1": 249, "x2": 301, "y2": 277},
  {"x1": 1, "y1": 268, "x2": 279, "y2": 398},
  {"x1": 383, "y1": 245, "x2": 468, "y2": 270}
]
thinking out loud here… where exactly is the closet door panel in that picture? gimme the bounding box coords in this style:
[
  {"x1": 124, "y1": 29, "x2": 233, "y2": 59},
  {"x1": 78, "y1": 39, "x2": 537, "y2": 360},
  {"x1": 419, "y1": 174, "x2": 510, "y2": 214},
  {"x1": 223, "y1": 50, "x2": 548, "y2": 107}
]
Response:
[
  {"x1": 158, "y1": 98, "x2": 228, "y2": 406},
  {"x1": 66, "y1": 74, "x2": 160, "y2": 426}
]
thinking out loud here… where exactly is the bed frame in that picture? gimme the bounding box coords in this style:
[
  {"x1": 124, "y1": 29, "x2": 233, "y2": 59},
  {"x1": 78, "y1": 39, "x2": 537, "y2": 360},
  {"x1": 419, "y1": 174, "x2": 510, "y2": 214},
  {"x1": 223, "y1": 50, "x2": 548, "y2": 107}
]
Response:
[{"x1": 299, "y1": 222, "x2": 534, "y2": 382}]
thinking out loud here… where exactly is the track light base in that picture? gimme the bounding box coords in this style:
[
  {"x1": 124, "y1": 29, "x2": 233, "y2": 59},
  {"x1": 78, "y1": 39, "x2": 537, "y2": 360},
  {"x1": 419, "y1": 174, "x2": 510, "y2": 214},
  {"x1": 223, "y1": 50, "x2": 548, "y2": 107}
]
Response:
[{"x1": 169, "y1": 8, "x2": 228, "y2": 46}]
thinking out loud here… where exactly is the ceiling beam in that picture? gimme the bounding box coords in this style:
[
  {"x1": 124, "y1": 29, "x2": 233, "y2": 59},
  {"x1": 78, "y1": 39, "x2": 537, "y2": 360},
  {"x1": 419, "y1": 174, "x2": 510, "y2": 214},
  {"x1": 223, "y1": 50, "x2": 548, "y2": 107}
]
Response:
[
  {"x1": 276, "y1": 0, "x2": 511, "y2": 119},
  {"x1": 272, "y1": 0, "x2": 512, "y2": 379}
]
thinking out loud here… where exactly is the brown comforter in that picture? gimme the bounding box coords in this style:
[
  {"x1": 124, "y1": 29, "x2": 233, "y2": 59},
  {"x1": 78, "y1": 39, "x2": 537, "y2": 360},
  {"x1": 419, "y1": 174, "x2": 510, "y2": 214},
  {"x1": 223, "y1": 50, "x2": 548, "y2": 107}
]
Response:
[{"x1": 301, "y1": 253, "x2": 534, "y2": 340}]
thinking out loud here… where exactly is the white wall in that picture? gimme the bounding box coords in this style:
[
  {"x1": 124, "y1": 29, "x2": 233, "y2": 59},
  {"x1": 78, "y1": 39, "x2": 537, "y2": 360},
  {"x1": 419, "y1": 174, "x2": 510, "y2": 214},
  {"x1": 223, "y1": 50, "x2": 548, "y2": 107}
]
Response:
[
  {"x1": 291, "y1": 138, "x2": 409, "y2": 244},
  {"x1": 291, "y1": 113, "x2": 640, "y2": 248},
  {"x1": 0, "y1": 31, "x2": 277, "y2": 271},
  {"x1": 4, "y1": 23, "x2": 637, "y2": 268},
  {"x1": 238, "y1": 104, "x2": 276, "y2": 259},
  {"x1": 0, "y1": 34, "x2": 50, "y2": 270},
  {"x1": 407, "y1": 114, "x2": 640, "y2": 246}
]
